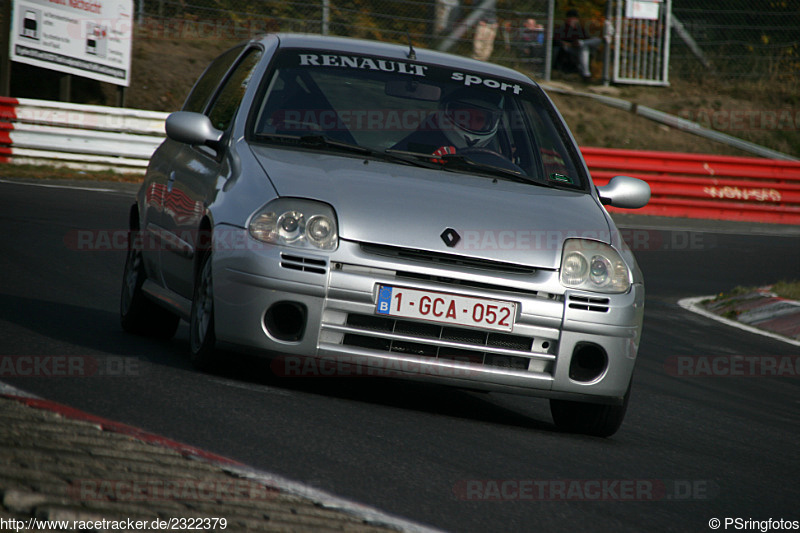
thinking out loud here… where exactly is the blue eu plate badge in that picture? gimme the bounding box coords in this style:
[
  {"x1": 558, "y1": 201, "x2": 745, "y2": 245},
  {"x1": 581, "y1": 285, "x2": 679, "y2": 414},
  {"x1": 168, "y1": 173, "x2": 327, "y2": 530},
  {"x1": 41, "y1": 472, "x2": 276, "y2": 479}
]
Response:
[{"x1": 376, "y1": 285, "x2": 393, "y2": 315}]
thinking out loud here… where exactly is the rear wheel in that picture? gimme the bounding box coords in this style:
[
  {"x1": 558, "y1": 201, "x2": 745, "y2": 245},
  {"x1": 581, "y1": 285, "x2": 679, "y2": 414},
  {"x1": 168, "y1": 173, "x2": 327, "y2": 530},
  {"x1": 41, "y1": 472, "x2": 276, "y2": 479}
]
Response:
[
  {"x1": 120, "y1": 230, "x2": 179, "y2": 339},
  {"x1": 550, "y1": 381, "x2": 632, "y2": 438},
  {"x1": 189, "y1": 251, "x2": 220, "y2": 371}
]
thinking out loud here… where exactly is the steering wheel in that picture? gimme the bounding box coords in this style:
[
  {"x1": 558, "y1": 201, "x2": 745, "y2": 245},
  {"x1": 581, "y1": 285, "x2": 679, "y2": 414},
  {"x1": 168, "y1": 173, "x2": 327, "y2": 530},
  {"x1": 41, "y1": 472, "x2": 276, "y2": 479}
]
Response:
[{"x1": 456, "y1": 147, "x2": 525, "y2": 174}]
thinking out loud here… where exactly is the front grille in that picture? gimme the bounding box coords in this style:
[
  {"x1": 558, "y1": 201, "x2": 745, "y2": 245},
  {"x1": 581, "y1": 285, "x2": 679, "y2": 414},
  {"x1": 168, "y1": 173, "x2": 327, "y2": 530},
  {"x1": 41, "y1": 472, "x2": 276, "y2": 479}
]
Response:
[
  {"x1": 320, "y1": 252, "x2": 563, "y2": 379},
  {"x1": 280, "y1": 253, "x2": 327, "y2": 274},
  {"x1": 395, "y1": 270, "x2": 542, "y2": 297},
  {"x1": 338, "y1": 313, "x2": 549, "y2": 372},
  {"x1": 568, "y1": 295, "x2": 610, "y2": 312},
  {"x1": 360, "y1": 243, "x2": 537, "y2": 276}
]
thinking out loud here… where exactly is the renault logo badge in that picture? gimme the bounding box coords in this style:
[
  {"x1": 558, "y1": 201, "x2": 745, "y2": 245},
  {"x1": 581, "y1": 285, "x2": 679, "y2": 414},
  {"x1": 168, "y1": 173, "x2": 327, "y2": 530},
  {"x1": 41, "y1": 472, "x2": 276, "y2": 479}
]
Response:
[{"x1": 440, "y1": 228, "x2": 461, "y2": 248}]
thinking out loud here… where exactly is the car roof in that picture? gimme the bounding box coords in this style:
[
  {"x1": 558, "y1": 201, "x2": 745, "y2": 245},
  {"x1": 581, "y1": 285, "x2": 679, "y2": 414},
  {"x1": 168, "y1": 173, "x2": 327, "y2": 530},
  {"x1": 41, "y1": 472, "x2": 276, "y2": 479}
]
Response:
[{"x1": 252, "y1": 33, "x2": 537, "y2": 88}]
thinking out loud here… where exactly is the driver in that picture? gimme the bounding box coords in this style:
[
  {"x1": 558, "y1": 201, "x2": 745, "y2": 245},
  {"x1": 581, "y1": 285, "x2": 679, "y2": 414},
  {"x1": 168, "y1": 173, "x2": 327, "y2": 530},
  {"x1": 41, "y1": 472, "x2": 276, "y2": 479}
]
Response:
[
  {"x1": 440, "y1": 88, "x2": 503, "y2": 148},
  {"x1": 391, "y1": 87, "x2": 505, "y2": 163},
  {"x1": 433, "y1": 88, "x2": 504, "y2": 162}
]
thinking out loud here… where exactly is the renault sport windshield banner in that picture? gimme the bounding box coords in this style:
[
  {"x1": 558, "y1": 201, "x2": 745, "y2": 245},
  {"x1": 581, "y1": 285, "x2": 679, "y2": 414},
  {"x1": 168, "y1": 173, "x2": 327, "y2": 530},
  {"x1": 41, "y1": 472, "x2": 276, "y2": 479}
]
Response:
[{"x1": 9, "y1": 0, "x2": 133, "y2": 86}]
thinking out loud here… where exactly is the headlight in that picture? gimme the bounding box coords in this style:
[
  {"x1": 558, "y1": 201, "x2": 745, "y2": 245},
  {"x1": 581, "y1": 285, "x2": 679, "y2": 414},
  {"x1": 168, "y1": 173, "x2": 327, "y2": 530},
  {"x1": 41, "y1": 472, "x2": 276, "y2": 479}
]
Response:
[
  {"x1": 559, "y1": 239, "x2": 630, "y2": 293},
  {"x1": 249, "y1": 199, "x2": 338, "y2": 251}
]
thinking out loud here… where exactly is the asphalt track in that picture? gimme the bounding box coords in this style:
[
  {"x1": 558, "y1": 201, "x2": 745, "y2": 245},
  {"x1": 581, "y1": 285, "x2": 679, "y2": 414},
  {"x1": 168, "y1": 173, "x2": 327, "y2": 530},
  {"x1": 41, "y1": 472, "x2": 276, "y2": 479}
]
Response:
[{"x1": 1, "y1": 178, "x2": 799, "y2": 532}]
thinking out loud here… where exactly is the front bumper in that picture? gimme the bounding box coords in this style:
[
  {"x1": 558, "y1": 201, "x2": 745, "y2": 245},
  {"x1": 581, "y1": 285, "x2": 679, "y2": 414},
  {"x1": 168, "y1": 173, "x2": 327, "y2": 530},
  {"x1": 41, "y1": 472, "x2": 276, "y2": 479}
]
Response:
[{"x1": 212, "y1": 226, "x2": 644, "y2": 404}]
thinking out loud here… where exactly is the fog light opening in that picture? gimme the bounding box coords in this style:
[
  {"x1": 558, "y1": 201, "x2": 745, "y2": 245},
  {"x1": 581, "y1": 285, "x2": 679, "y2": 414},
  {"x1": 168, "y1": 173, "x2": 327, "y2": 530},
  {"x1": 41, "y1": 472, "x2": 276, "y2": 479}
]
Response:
[
  {"x1": 569, "y1": 343, "x2": 608, "y2": 382},
  {"x1": 264, "y1": 302, "x2": 307, "y2": 342}
]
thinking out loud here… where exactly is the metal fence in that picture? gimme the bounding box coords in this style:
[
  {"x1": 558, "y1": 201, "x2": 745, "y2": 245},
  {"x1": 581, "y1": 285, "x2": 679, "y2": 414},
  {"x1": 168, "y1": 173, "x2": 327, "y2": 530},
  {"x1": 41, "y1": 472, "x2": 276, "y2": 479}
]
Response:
[
  {"x1": 612, "y1": 0, "x2": 672, "y2": 86},
  {"x1": 131, "y1": 0, "x2": 799, "y2": 83},
  {"x1": 3, "y1": 0, "x2": 795, "y2": 87},
  {"x1": 134, "y1": 0, "x2": 552, "y2": 77},
  {"x1": 670, "y1": 0, "x2": 800, "y2": 81}
]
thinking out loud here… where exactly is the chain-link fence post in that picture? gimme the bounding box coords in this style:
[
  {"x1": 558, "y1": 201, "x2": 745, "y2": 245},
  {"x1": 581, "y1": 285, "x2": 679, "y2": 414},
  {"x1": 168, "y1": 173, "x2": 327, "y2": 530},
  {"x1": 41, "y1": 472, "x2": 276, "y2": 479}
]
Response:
[
  {"x1": 1, "y1": 0, "x2": 11, "y2": 96},
  {"x1": 602, "y1": 0, "x2": 613, "y2": 86},
  {"x1": 543, "y1": 0, "x2": 553, "y2": 81}
]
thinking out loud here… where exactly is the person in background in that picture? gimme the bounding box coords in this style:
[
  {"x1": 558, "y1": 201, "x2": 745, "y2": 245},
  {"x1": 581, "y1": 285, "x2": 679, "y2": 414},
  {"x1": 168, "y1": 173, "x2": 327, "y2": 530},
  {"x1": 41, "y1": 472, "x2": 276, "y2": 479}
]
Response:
[
  {"x1": 552, "y1": 8, "x2": 602, "y2": 82},
  {"x1": 472, "y1": 1, "x2": 499, "y2": 61},
  {"x1": 501, "y1": 19, "x2": 513, "y2": 53},
  {"x1": 435, "y1": 0, "x2": 460, "y2": 35},
  {"x1": 518, "y1": 18, "x2": 545, "y2": 61}
]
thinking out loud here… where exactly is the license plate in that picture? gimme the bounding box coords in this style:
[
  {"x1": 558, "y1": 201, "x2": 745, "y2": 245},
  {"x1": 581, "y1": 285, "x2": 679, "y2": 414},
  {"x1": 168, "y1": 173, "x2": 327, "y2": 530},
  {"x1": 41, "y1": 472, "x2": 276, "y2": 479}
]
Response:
[{"x1": 376, "y1": 285, "x2": 516, "y2": 332}]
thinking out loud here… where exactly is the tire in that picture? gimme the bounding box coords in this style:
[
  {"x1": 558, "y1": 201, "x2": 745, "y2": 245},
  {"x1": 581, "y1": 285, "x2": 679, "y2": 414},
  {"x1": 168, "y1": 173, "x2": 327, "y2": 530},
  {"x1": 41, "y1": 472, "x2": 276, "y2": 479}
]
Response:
[
  {"x1": 189, "y1": 251, "x2": 219, "y2": 371},
  {"x1": 550, "y1": 381, "x2": 632, "y2": 438},
  {"x1": 120, "y1": 230, "x2": 180, "y2": 339}
]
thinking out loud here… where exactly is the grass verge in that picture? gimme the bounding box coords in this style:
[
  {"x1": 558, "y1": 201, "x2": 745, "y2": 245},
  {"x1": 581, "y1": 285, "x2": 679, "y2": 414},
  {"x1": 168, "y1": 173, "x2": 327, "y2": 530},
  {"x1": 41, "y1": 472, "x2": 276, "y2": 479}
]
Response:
[
  {"x1": 772, "y1": 280, "x2": 800, "y2": 301},
  {"x1": 711, "y1": 280, "x2": 800, "y2": 303},
  {"x1": 0, "y1": 163, "x2": 143, "y2": 183}
]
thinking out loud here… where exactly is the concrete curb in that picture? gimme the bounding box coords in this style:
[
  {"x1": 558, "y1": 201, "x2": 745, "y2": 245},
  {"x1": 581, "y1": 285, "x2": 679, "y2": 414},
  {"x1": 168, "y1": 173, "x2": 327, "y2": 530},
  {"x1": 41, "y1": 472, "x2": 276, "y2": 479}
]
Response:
[
  {"x1": 0, "y1": 383, "x2": 444, "y2": 533},
  {"x1": 679, "y1": 290, "x2": 800, "y2": 347}
]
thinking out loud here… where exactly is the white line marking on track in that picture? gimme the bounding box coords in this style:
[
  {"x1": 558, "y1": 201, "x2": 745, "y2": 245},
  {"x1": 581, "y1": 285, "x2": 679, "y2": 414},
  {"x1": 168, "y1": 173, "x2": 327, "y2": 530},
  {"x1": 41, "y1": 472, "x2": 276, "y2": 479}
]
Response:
[
  {"x1": 0, "y1": 382, "x2": 41, "y2": 399},
  {"x1": 0, "y1": 178, "x2": 119, "y2": 193},
  {"x1": 224, "y1": 464, "x2": 446, "y2": 533},
  {"x1": 206, "y1": 377, "x2": 293, "y2": 396}
]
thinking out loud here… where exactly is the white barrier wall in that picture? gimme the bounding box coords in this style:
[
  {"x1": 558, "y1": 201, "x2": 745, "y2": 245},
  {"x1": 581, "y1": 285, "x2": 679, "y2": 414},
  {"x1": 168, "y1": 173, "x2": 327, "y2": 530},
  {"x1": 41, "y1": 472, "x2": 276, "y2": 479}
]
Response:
[{"x1": 1, "y1": 97, "x2": 169, "y2": 172}]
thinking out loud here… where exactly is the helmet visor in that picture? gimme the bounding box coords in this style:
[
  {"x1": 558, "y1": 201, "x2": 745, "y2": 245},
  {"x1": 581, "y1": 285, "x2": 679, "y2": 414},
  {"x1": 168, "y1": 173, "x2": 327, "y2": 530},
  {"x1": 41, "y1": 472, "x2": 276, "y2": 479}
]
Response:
[{"x1": 443, "y1": 99, "x2": 502, "y2": 135}]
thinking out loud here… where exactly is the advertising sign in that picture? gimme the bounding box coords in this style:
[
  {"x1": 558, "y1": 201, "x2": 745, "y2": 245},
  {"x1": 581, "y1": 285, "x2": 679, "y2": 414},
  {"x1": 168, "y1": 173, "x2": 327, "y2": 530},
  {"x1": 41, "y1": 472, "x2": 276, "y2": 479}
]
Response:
[
  {"x1": 9, "y1": 0, "x2": 133, "y2": 86},
  {"x1": 626, "y1": 0, "x2": 661, "y2": 21}
]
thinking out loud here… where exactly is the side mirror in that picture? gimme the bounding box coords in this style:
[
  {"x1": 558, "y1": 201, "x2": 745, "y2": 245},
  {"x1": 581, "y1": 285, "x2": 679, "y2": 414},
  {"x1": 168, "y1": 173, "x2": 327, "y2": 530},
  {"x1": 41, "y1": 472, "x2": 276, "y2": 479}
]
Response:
[
  {"x1": 597, "y1": 175, "x2": 651, "y2": 209},
  {"x1": 165, "y1": 111, "x2": 223, "y2": 149}
]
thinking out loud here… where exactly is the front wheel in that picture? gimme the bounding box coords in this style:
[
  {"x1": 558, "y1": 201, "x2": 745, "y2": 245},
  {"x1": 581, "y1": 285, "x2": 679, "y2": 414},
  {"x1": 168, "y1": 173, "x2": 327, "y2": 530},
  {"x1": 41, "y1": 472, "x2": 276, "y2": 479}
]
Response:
[
  {"x1": 189, "y1": 252, "x2": 220, "y2": 371},
  {"x1": 120, "y1": 230, "x2": 179, "y2": 339},
  {"x1": 550, "y1": 381, "x2": 632, "y2": 438}
]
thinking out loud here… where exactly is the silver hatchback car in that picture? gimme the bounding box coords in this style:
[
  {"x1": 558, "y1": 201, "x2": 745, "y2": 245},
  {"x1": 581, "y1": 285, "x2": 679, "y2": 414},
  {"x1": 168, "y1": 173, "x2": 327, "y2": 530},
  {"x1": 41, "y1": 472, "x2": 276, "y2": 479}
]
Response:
[{"x1": 121, "y1": 33, "x2": 650, "y2": 437}]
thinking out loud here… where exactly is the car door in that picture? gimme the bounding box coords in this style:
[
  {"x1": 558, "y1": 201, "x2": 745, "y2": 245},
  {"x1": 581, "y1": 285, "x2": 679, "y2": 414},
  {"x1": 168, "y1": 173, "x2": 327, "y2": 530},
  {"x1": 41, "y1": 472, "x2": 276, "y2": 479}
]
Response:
[
  {"x1": 160, "y1": 46, "x2": 263, "y2": 298},
  {"x1": 142, "y1": 44, "x2": 245, "y2": 290}
]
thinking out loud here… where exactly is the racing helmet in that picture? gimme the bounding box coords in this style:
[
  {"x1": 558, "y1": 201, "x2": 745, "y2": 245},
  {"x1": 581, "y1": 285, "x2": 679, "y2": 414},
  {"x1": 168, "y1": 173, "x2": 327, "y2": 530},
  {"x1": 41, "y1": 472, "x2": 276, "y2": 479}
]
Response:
[{"x1": 439, "y1": 88, "x2": 504, "y2": 148}]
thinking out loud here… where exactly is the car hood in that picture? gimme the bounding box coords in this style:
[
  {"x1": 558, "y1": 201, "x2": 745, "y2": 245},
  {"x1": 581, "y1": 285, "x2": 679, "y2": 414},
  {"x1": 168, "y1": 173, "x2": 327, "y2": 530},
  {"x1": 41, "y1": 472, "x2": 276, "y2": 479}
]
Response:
[{"x1": 250, "y1": 146, "x2": 611, "y2": 270}]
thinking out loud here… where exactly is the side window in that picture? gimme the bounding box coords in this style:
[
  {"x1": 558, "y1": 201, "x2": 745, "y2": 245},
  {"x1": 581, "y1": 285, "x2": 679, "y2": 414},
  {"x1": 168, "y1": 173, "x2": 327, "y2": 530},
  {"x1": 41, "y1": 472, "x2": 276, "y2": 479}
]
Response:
[
  {"x1": 207, "y1": 48, "x2": 263, "y2": 132},
  {"x1": 182, "y1": 45, "x2": 245, "y2": 113},
  {"x1": 522, "y1": 99, "x2": 582, "y2": 186}
]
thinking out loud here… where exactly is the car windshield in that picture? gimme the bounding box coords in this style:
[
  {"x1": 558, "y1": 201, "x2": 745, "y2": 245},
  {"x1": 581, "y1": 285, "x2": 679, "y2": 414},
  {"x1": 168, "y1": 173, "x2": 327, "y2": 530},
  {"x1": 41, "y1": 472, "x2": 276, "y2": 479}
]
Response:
[{"x1": 251, "y1": 48, "x2": 586, "y2": 189}]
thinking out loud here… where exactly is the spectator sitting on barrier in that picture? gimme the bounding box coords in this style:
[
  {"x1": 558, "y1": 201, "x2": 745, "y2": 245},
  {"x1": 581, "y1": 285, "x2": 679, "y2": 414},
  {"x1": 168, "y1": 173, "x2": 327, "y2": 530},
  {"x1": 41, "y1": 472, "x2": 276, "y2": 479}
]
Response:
[
  {"x1": 518, "y1": 18, "x2": 545, "y2": 61},
  {"x1": 552, "y1": 8, "x2": 601, "y2": 82}
]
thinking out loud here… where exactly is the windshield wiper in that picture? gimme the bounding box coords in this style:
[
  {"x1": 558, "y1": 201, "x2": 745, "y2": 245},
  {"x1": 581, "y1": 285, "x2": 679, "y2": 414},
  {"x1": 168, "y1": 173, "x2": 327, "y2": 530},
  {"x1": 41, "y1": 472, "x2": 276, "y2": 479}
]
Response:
[
  {"x1": 256, "y1": 134, "x2": 434, "y2": 169},
  {"x1": 386, "y1": 149, "x2": 550, "y2": 187},
  {"x1": 442, "y1": 154, "x2": 555, "y2": 187},
  {"x1": 382, "y1": 149, "x2": 443, "y2": 169},
  {"x1": 256, "y1": 133, "x2": 373, "y2": 156}
]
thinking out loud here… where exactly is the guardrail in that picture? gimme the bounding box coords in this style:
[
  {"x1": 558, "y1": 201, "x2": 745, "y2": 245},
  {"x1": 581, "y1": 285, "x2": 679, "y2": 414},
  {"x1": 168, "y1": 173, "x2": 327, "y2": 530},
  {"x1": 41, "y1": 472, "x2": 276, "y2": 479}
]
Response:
[
  {"x1": 0, "y1": 97, "x2": 167, "y2": 172},
  {"x1": 1, "y1": 98, "x2": 799, "y2": 224},
  {"x1": 583, "y1": 147, "x2": 800, "y2": 225}
]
